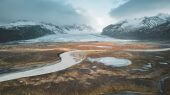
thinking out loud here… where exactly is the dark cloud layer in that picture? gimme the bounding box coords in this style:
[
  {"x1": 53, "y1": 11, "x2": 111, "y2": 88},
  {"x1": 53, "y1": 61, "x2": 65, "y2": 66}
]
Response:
[
  {"x1": 110, "y1": 0, "x2": 170, "y2": 19},
  {"x1": 0, "y1": 0, "x2": 90, "y2": 25}
]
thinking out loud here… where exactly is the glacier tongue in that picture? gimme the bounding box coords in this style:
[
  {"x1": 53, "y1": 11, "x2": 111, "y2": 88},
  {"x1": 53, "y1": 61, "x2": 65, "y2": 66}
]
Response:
[{"x1": 19, "y1": 33, "x2": 137, "y2": 43}]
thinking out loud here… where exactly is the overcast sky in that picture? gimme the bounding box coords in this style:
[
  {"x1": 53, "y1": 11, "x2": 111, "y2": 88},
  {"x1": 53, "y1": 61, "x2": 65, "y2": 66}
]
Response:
[
  {"x1": 0, "y1": 0, "x2": 170, "y2": 30},
  {"x1": 110, "y1": 0, "x2": 170, "y2": 19}
]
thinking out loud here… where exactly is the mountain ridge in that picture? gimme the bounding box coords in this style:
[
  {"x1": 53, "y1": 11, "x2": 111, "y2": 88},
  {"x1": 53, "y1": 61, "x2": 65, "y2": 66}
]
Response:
[
  {"x1": 102, "y1": 13, "x2": 170, "y2": 40},
  {"x1": 0, "y1": 20, "x2": 95, "y2": 43}
]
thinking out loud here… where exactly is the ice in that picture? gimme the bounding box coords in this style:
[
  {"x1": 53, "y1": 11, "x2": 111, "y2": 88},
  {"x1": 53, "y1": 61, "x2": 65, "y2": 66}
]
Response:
[
  {"x1": 88, "y1": 57, "x2": 132, "y2": 67},
  {"x1": 132, "y1": 63, "x2": 152, "y2": 72},
  {"x1": 160, "y1": 62, "x2": 168, "y2": 65},
  {"x1": 63, "y1": 28, "x2": 93, "y2": 34},
  {"x1": 20, "y1": 33, "x2": 136, "y2": 43},
  {"x1": 142, "y1": 63, "x2": 152, "y2": 69}
]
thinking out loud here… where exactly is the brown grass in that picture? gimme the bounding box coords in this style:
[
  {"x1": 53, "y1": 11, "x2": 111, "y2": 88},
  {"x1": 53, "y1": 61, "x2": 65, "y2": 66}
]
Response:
[{"x1": 0, "y1": 42, "x2": 168, "y2": 95}]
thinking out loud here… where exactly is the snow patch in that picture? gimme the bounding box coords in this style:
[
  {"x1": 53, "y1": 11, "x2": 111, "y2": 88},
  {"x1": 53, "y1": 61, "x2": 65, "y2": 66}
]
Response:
[
  {"x1": 118, "y1": 13, "x2": 170, "y2": 32},
  {"x1": 160, "y1": 62, "x2": 168, "y2": 65},
  {"x1": 0, "y1": 21, "x2": 38, "y2": 29},
  {"x1": 143, "y1": 63, "x2": 152, "y2": 69},
  {"x1": 9, "y1": 21, "x2": 37, "y2": 26}
]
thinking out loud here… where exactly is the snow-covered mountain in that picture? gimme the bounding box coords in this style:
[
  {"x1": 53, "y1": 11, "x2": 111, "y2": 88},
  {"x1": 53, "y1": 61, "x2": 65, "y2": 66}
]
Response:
[
  {"x1": 0, "y1": 21, "x2": 55, "y2": 43},
  {"x1": 0, "y1": 20, "x2": 95, "y2": 43},
  {"x1": 0, "y1": 20, "x2": 95, "y2": 34},
  {"x1": 102, "y1": 13, "x2": 170, "y2": 40},
  {"x1": 0, "y1": 20, "x2": 63, "y2": 34}
]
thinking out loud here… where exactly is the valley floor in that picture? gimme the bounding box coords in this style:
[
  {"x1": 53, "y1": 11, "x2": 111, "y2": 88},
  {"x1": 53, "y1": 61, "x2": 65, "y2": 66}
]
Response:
[{"x1": 0, "y1": 42, "x2": 170, "y2": 95}]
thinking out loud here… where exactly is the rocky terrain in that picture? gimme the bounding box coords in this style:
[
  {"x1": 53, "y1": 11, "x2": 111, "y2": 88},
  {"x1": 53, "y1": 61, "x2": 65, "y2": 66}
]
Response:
[{"x1": 102, "y1": 14, "x2": 170, "y2": 40}]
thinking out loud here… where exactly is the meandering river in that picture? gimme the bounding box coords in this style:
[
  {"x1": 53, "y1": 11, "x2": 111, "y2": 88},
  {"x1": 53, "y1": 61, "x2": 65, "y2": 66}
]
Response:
[{"x1": 0, "y1": 50, "x2": 86, "y2": 82}]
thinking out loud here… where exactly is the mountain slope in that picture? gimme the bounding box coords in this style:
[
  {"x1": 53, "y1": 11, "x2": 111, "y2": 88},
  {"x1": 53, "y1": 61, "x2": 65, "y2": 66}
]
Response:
[
  {"x1": 0, "y1": 21, "x2": 95, "y2": 43},
  {"x1": 102, "y1": 13, "x2": 170, "y2": 40},
  {"x1": 0, "y1": 21, "x2": 56, "y2": 43}
]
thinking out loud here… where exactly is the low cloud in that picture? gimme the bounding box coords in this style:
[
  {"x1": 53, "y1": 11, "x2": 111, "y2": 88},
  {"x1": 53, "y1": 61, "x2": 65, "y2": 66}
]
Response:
[
  {"x1": 110, "y1": 0, "x2": 170, "y2": 19},
  {"x1": 0, "y1": 0, "x2": 90, "y2": 25}
]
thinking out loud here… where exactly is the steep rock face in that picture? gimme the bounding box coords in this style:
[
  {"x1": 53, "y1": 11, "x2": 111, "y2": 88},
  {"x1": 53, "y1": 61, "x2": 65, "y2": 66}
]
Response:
[
  {"x1": 102, "y1": 14, "x2": 170, "y2": 40},
  {"x1": 0, "y1": 25, "x2": 54, "y2": 43}
]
